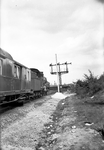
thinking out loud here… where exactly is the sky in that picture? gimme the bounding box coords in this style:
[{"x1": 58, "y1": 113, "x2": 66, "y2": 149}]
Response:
[{"x1": 1, "y1": 0, "x2": 104, "y2": 84}]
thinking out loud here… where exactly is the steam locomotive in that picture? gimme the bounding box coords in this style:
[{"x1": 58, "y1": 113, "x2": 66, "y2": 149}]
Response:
[{"x1": 0, "y1": 48, "x2": 49, "y2": 105}]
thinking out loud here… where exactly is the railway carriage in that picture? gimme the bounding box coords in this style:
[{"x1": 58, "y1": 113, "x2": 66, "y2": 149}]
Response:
[
  {"x1": 0, "y1": 48, "x2": 14, "y2": 100},
  {"x1": 0, "y1": 48, "x2": 32, "y2": 104},
  {"x1": 0, "y1": 48, "x2": 49, "y2": 105}
]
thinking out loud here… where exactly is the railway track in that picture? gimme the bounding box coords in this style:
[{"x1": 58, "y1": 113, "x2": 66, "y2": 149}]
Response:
[
  {"x1": 0, "y1": 95, "x2": 47, "y2": 114},
  {"x1": 0, "y1": 105, "x2": 14, "y2": 114},
  {"x1": 0, "y1": 91, "x2": 52, "y2": 114},
  {"x1": 0, "y1": 101, "x2": 19, "y2": 114}
]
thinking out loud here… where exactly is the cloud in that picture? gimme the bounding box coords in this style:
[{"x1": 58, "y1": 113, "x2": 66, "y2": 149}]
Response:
[
  {"x1": 96, "y1": 0, "x2": 104, "y2": 3},
  {"x1": 1, "y1": 0, "x2": 103, "y2": 35},
  {"x1": 2, "y1": 0, "x2": 98, "y2": 34},
  {"x1": 57, "y1": 30, "x2": 102, "y2": 55}
]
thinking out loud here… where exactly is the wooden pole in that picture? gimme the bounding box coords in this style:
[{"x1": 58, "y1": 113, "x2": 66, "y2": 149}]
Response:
[{"x1": 55, "y1": 54, "x2": 60, "y2": 92}]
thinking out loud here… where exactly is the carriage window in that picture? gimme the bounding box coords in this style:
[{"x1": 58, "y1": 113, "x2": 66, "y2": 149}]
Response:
[
  {"x1": 25, "y1": 70, "x2": 29, "y2": 81},
  {"x1": 17, "y1": 66, "x2": 20, "y2": 78},
  {"x1": 14, "y1": 65, "x2": 20, "y2": 78},
  {"x1": 27, "y1": 71, "x2": 30, "y2": 81},
  {"x1": 14, "y1": 65, "x2": 17, "y2": 77},
  {"x1": 0, "y1": 59, "x2": 2, "y2": 75},
  {"x1": 24, "y1": 69, "x2": 26, "y2": 79}
]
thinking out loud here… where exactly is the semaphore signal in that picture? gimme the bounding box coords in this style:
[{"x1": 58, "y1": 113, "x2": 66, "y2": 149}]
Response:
[{"x1": 49, "y1": 54, "x2": 72, "y2": 92}]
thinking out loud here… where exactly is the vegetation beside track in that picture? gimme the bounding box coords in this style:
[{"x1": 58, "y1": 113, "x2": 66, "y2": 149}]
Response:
[{"x1": 70, "y1": 70, "x2": 104, "y2": 98}]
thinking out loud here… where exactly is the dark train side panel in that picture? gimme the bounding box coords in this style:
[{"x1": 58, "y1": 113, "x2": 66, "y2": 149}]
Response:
[
  {"x1": 31, "y1": 71, "x2": 41, "y2": 92},
  {"x1": 13, "y1": 61, "x2": 31, "y2": 93},
  {"x1": 0, "y1": 56, "x2": 32, "y2": 100},
  {"x1": 0, "y1": 57, "x2": 13, "y2": 94}
]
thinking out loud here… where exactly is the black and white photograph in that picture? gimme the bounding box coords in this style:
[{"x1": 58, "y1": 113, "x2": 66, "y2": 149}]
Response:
[{"x1": 0, "y1": 0, "x2": 104, "y2": 149}]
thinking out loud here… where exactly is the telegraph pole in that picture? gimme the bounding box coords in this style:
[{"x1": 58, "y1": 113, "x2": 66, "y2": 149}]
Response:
[{"x1": 49, "y1": 54, "x2": 72, "y2": 92}]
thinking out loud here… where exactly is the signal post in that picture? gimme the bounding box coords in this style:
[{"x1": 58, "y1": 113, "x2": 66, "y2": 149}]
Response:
[{"x1": 49, "y1": 54, "x2": 72, "y2": 92}]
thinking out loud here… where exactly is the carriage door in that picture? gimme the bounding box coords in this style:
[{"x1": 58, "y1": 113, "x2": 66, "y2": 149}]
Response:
[
  {"x1": 21, "y1": 67, "x2": 27, "y2": 90},
  {"x1": 13, "y1": 64, "x2": 21, "y2": 91},
  {"x1": 0, "y1": 59, "x2": 3, "y2": 91}
]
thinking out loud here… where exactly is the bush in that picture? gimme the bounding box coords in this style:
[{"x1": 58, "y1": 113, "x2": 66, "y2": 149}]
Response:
[{"x1": 74, "y1": 70, "x2": 104, "y2": 97}]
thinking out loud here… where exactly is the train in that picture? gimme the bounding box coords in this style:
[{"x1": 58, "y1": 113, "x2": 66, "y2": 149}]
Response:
[{"x1": 0, "y1": 48, "x2": 50, "y2": 105}]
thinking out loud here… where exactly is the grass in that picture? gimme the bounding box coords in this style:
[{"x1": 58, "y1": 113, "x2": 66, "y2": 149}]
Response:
[{"x1": 74, "y1": 95, "x2": 104, "y2": 130}]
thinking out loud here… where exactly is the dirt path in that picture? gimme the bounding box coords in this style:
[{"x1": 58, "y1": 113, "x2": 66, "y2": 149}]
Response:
[{"x1": 1, "y1": 93, "x2": 68, "y2": 150}]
